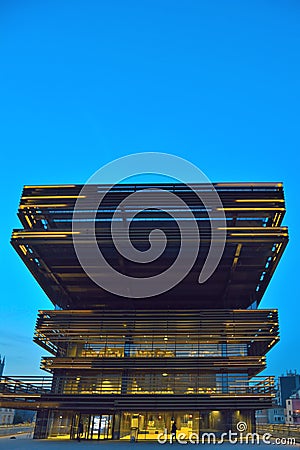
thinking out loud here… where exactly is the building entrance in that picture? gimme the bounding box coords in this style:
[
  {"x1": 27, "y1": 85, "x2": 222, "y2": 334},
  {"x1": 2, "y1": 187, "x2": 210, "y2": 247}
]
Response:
[{"x1": 71, "y1": 413, "x2": 113, "y2": 440}]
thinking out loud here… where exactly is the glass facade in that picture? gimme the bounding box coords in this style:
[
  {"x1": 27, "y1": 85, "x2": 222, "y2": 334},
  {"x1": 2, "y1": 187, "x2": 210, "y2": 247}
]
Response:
[
  {"x1": 51, "y1": 372, "x2": 251, "y2": 395},
  {"x1": 45, "y1": 409, "x2": 255, "y2": 440},
  {"x1": 63, "y1": 340, "x2": 248, "y2": 359}
]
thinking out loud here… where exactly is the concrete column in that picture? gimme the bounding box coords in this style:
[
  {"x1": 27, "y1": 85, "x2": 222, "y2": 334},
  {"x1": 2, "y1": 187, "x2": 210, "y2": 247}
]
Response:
[{"x1": 33, "y1": 409, "x2": 51, "y2": 439}]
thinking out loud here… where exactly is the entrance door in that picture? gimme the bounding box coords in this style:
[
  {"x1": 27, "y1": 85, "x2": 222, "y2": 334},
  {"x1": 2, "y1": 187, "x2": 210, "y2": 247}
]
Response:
[
  {"x1": 99, "y1": 415, "x2": 113, "y2": 439},
  {"x1": 72, "y1": 413, "x2": 113, "y2": 440},
  {"x1": 87, "y1": 414, "x2": 113, "y2": 439},
  {"x1": 88, "y1": 415, "x2": 101, "y2": 439}
]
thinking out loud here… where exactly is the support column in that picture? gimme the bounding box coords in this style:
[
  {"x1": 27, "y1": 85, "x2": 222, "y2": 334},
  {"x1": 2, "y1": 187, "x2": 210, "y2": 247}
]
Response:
[
  {"x1": 251, "y1": 410, "x2": 256, "y2": 433},
  {"x1": 224, "y1": 410, "x2": 233, "y2": 433},
  {"x1": 113, "y1": 412, "x2": 121, "y2": 439},
  {"x1": 33, "y1": 409, "x2": 51, "y2": 439}
]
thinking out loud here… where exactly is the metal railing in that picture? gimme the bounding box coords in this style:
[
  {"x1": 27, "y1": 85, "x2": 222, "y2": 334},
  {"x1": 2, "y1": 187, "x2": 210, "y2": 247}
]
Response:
[
  {"x1": 0, "y1": 376, "x2": 52, "y2": 396},
  {"x1": 257, "y1": 424, "x2": 300, "y2": 443},
  {"x1": 0, "y1": 375, "x2": 274, "y2": 398}
]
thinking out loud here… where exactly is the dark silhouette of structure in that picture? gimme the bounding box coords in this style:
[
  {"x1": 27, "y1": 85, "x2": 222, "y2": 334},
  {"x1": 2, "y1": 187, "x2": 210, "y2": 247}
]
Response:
[
  {"x1": 0, "y1": 356, "x2": 5, "y2": 377},
  {"x1": 278, "y1": 371, "x2": 300, "y2": 407}
]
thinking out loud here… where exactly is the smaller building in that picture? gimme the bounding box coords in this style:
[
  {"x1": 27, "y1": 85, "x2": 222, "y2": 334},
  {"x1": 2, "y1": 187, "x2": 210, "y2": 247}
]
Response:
[
  {"x1": 255, "y1": 409, "x2": 268, "y2": 424},
  {"x1": 268, "y1": 407, "x2": 285, "y2": 424},
  {"x1": 256, "y1": 407, "x2": 285, "y2": 425},
  {"x1": 0, "y1": 356, "x2": 15, "y2": 425},
  {"x1": 286, "y1": 392, "x2": 300, "y2": 425},
  {"x1": 0, "y1": 408, "x2": 15, "y2": 425},
  {"x1": 278, "y1": 371, "x2": 300, "y2": 407}
]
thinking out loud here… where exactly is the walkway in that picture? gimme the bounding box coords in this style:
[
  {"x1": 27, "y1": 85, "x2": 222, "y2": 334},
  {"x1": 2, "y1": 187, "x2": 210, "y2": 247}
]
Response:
[{"x1": 0, "y1": 435, "x2": 298, "y2": 450}]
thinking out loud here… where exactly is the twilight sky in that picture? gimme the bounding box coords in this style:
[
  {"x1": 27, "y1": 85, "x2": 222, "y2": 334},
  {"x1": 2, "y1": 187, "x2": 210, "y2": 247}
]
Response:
[{"x1": 0, "y1": 0, "x2": 299, "y2": 376}]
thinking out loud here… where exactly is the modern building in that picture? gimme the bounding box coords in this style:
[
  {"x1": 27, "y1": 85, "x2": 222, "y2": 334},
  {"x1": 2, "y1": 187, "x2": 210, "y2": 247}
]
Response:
[{"x1": 0, "y1": 182, "x2": 288, "y2": 440}]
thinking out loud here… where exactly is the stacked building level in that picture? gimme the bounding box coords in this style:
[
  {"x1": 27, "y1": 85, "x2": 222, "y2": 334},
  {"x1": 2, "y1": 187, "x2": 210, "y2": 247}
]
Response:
[{"x1": 0, "y1": 182, "x2": 288, "y2": 440}]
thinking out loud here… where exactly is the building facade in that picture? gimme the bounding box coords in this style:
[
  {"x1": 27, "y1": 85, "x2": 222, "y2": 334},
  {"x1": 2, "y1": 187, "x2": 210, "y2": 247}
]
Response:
[
  {"x1": 256, "y1": 407, "x2": 285, "y2": 425},
  {"x1": 0, "y1": 183, "x2": 288, "y2": 440},
  {"x1": 0, "y1": 357, "x2": 15, "y2": 425},
  {"x1": 286, "y1": 398, "x2": 300, "y2": 425},
  {"x1": 0, "y1": 408, "x2": 15, "y2": 426},
  {"x1": 285, "y1": 387, "x2": 300, "y2": 425}
]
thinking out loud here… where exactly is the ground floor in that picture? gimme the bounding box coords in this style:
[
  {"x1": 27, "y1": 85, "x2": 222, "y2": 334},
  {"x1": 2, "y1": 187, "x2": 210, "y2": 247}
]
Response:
[{"x1": 34, "y1": 409, "x2": 255, "y2": 440}]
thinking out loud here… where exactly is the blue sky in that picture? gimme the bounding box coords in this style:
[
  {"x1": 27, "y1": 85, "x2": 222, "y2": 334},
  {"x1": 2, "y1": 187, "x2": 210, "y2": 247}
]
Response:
[{"x1": 0, "y1": 0, "x2": 299, "y2": 376}]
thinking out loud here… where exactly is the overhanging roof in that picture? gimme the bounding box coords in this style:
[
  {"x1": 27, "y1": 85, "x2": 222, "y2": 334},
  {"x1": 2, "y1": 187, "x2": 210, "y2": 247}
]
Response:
[{"x1": 11, "y1": 183, "x2": 288, "y2": 309}]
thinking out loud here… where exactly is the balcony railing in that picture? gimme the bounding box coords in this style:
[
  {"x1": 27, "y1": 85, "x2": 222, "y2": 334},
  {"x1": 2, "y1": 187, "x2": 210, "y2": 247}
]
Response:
[
  {"x1": 0, "y1": 375, "x2": 274, "y2": 399},
  {"x1": 0, "y1": 376, "x2": 51, "y2": 396}
]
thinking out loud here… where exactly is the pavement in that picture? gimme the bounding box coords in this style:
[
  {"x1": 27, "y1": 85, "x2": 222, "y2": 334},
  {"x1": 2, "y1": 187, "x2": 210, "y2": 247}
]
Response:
[{"x1": 0, "y1": 434, "x2": 298, "y2": 450}]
